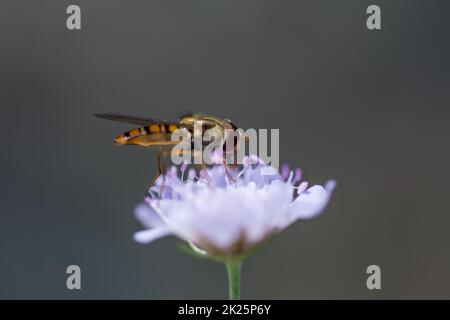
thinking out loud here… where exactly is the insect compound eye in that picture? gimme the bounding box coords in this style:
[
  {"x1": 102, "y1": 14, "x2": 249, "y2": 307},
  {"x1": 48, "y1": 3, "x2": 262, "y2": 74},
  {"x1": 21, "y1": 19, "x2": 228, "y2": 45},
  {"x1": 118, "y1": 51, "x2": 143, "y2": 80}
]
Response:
[{"x1": 223, "y1": 119, "x2": 237, "y2": 130}]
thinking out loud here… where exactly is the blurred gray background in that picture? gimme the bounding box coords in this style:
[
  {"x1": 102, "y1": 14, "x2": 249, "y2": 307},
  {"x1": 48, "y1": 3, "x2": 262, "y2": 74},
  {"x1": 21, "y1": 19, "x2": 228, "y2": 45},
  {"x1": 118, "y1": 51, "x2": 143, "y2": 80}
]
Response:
[{"x1": 1, "y1": 0, "x2": 449, "y2": 299}]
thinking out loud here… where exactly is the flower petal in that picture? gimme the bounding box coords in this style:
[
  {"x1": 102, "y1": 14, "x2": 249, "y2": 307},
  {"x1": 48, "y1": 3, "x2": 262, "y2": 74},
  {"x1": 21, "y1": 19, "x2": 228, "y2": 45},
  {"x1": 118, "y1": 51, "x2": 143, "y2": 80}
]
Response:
[
  {"x1": 133, "y1": 227, "x2": 172, "y2": 244},
  {"x1": 289, "y1": 180, "x2": 336, "y2": 220},
  {"x1": 134, "y1": 203, "x2": 165, "y2": 228}
]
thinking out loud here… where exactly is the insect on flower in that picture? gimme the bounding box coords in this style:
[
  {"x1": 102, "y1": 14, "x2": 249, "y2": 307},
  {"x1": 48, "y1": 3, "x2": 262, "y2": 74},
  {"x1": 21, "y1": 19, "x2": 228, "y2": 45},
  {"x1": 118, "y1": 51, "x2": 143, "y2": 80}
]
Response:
[{"x1": 96, "y1": 114, "x2": 336, "y2": 299}]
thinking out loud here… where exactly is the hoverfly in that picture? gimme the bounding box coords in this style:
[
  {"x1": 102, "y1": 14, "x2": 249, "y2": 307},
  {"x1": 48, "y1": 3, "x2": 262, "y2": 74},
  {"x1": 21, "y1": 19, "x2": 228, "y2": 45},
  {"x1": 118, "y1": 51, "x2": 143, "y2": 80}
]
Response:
[{"x1": 94, "y1": 113, "x2": 244, "y2": 193}]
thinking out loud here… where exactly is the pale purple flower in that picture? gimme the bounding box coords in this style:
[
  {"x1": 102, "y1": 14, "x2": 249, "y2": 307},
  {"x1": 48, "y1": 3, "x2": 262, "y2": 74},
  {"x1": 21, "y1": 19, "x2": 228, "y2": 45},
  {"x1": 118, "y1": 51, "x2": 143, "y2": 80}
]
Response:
[{"x1": 134, "y1": 156, "x2": 336, "y2": 257}]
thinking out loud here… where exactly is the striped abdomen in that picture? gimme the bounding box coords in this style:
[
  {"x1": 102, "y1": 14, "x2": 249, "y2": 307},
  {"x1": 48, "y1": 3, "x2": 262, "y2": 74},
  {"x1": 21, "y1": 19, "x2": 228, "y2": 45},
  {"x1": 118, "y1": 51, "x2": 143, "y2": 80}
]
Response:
[
  {"x1": 114, "y1": 120, "x2": 239, "y2": 150},
  {"x1": 114, "y1": 123, "x2": 183, "y2": 146}
]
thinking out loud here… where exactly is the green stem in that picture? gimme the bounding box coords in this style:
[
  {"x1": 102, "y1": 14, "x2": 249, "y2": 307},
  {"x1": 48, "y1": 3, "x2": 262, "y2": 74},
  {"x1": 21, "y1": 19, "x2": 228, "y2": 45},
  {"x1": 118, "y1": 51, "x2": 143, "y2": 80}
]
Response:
[{"x1": 226, "y1": 260, "x2": 242, "y2": 300}]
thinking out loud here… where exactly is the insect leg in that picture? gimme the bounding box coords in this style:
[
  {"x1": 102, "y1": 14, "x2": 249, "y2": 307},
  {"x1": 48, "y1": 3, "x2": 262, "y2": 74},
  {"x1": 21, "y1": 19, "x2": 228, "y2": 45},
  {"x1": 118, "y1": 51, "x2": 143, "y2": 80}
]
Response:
[
  {"x1": 192, "y1": 149, "x2": 206, "y2": 179},
  {"x1": 223, "y1": 155, "x2": 237, "y2": 184},
  {"x1": 158, "y1": 147, "x2": 169, "y2": 199},
  {"x1": 145, "y1": 149, "x2": 163, "y2": 196}
]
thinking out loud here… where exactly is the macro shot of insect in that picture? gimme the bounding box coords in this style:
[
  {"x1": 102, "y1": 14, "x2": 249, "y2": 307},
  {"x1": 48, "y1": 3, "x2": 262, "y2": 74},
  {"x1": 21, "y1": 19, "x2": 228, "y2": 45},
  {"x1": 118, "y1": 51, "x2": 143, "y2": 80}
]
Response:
[{"x1": 94, "y1": 113, "x2": 244, "y2": 193}]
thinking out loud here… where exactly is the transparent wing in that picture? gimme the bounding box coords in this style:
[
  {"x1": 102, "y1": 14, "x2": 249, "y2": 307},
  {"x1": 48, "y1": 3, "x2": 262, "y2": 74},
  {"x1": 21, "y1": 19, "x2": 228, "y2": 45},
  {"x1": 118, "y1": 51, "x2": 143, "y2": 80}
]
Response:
[{"x1": 94, "y1": 113, "x2": 164, "y2": 125}]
